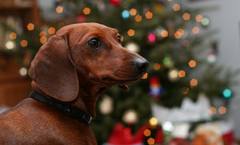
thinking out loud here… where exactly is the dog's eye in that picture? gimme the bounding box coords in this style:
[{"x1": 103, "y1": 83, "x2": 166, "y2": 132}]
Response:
[{"x1": 88, "y1": 38, "x2": 101, "y2": 48}]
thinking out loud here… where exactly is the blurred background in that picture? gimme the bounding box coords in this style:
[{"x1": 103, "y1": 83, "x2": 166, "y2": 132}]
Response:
[{"x1": 0, "y1": 0, "x2": 239, "y2": 145}]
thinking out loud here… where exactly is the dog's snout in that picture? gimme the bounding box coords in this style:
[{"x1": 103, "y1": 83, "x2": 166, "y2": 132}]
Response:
[{"x1": 134, "y1": 57, "x2": 149, "y2": 73}]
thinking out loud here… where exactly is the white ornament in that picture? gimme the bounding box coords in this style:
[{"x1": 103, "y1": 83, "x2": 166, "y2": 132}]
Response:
[
  {"x1": 125, "y1": 42, "x2": 140, "y2": 53},
  {"x1": 99, "y1": 95, "x2": 113, "y2": 115},
  {"x1": 123, "y1": 109, "x2": 138, "y2": 124}
]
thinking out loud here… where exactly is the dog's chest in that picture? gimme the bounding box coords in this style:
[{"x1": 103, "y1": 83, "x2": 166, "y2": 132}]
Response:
[{"x1": 0, "y1": 100, "x2": 97, "y2": 145}]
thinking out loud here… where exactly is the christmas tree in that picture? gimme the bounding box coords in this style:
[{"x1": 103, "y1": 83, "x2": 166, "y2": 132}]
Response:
[{"x1": 2, "y1": 0, "x2": 237, "y2": 144}]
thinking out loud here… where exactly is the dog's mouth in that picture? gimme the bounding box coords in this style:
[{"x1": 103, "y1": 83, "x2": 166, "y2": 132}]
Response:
[{"x1": 101, "y1": 72, "x2": 148, "y2": 91}]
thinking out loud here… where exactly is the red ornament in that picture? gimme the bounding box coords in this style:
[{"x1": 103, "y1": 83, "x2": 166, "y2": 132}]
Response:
[
  {"x1": 108, "y1": 123, "x2": 136, "y2": 145},
  {"x1": 109, "y1": 0, "x2": 121, "y2": 7},
  {"x1": 222, "y1": 131, "x2": 234, "y2": 145},
  {"x1": 107, "y1": 122, "x2": 164, "y2": 145}
]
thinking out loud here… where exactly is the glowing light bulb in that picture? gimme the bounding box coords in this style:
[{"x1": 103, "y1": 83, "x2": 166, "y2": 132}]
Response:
[
  {"x1": 9, "y1": 32, "x2": 17, "y2": 40},
  {"x1": 127, "y1": 29, "x2": 135, "y2": 37},
  {"x1": 19, "y1": 67, "x2": 28, "y2": 76},
  {"x1": 148, "y1": 33, "x2": 156, "y2": 43},
  {"x1": 178, "y1": 70, "x2": 186, "y2": 78},
  {"x1": 147, "y1": 138, "x2": 155, "y2": 145},
  {"x1": 188, "y1": 59, "x2": 197, "y2": 68},
  {"x1": 163, "y1": 121, "x2": 174, "y2": 132},
  {"x1": 48, "y1": 27, "x2": 56, "y2": 35},
  {"x1": 182, "y1": 12, "x2": 191, "y2": 21},
  {"x1": 223, "y1": 88, "x2": 232, "y2": 99},
  {"x1": 149, "y1": 117, "x2": 158, "y2": 126},
  {"x1": 56, "y1": 6, "x2": 64, "y2": 14},
  {"x1": 172, "y1": 3, "x2": 181, "y2": 11},
  {"x1": 129, "y1": 8, "x2": 137, "y2": 16},
  {"x1": 192, "y1": 26, "x2": 200, "y2": 34},
  {"x1": 20, "y1": 40, "x2": 28, "y2": 47},
  {"x1": 122, "y1": 10, "x2": 130, "y2": 19},
  {"x1": 27, "y1": 23, "x2": 34, "y2": 31},
  {"x1": 82, "y1": 7, "x2": 91, "y2": 15},
  {"x1": 5, "y1": 41, "x2": 15, "y2": 50},
  {"x1": 195, "y1": 14, "x2": 203, "y2": 22},
  {"x1": 143, "y1": 129, "x2": 151, "y2": 137},
  {"x1": 219, "y1": 106, "x2": 227, "y2": 115},
  {"x1": 145, "y1": 10, "x2": 153, "y2": 19},
  {"x1": 135, "y1": 15, "x2": 142, "y2": 22},
  {"x1": 168, "y1": 69, "x2": 178, "y2": 81},
  {"x1": 190, "y1": 79, "x2": 198, "y2": 87}
]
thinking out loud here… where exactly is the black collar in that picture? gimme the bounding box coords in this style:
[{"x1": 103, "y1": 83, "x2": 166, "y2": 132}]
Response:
[{"x1": 30, "y1": 91, "x2": 93, "y2": 125}]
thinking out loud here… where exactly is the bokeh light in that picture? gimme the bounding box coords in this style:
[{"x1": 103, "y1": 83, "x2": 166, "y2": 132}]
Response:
[
  {"x1": 20, "y1": 40, "x2": 28, "y2": 48},
  {"x1": 56, "y1": 6, "x2": 64, "y2": 14},
  {"x1": 27, "y1": 23, "x2": 34, "y2": 31},
  {"x1": 223, "y1": 88, "x2": 233, "y2": 99},
  {"x1": 83, "y1": 7, "x2": 91, "y2": 15},
  {"x1": 122, "y1": 10, "x2": 130, "y2": 19}
]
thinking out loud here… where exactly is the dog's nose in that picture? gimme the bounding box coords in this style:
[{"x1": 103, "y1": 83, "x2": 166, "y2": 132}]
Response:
[{"x1": 134, "y1": 57, "x2": 149, "y2": 73}]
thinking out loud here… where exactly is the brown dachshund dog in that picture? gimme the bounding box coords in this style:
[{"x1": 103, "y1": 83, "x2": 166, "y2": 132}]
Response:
[{"x1": 0, "y1": 23, "x2": 148, "y2": 145}]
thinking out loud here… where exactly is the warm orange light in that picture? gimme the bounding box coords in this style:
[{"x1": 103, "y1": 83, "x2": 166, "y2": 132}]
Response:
[
  {"x1": 9, "y1": 32, "x2": 17, "y2": 40},
  {"x1": 145, "y1": 11, "x2": 153, "y2": 19},
  {"x1": 209, "y1": 106, "x2": 217, "y2": 115},
  {"x1": 195, "y1": 14, "x2": 203, "y2": 22},
  {"x1": 127, "y1": 29, "x2": 135, "y2": 37},
  {"x1": 190, "y1": 79, "x2": 198, "y2": 87},
  {"x1": 27, "y1": 23, "x2": 34, "y2": 31},
  {"x1": 174, "y1": 28, "x2": 184, "y2": 39},
  {"x1": 188, "y1": 59, "x2": 197, "y2": 68},
  {"x1": 178, "y1": 70, "x2": 186, "y2": 78},
  {"x1": 182, "y1": 12, "x2": 191, "y2": 21},
  {"x1": 82, "y1": 7, "x2": 91, "y2": 15},
  {"x1": 144, "y1": 129, "x2": 151, "y2": 137},
  {"x1": 153, "y1": 63, "x2": 161, "y2": 70},
  {"x1": 48, "y1": 27, "x2": 56, "y2": 35},
  {"x1": 160, "y1": 30, "x2": 168, "y2": 38},
  {"x1": 149, "y1": 117, "x2": 158, "y2": 126},
  {"x1": 56, "y1": 6, "x2": 64, "y2": 14},
  {"x1": 147, "y1": 138, "x2": 155, "y2": 145},
  {"x1": 39, "y1": 31, "x2": 47, "y2": 37},
  {"x1": 219, "y1": 106, "x2": 227, "y2": 115},
  {"x1": 142, "y1": 73, "x2": 148, "y2": 79},
  {"x1": 172, "y1": 3, "x2": 181, "y2": 11},
  {"x1": 192, "y1": 26, "x2": 200, "y2": 34},
  {"x1": 40, "y1": 36, "x2": 47, "y2": 44},
  {"x1": 20, "y1": 40, "x2": 28, "y2": 47},
  {"x1": 135, "y1": 15, "x2": 142, "y2": 22},
  {"x1": 129, "y1": 8, "x2": 137, "y2": 16}
]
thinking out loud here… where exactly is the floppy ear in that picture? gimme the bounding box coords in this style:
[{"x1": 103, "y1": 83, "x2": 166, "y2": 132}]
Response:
[{"x1": 29, "y1": 34, "x2": 79, "y2": 102}]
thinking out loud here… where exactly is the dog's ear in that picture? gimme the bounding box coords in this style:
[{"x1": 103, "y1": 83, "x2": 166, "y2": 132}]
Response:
[{"x1": 29, "y1": 33, "x2": 79, "y2": 102}]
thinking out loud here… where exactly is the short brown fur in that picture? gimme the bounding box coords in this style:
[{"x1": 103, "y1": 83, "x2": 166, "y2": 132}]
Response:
[{"x1": 0, "y1": 23, "x2": 147, "y2": 145}]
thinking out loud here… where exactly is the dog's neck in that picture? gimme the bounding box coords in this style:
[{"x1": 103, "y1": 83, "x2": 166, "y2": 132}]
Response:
[
  {"x1": 72, "y1": 80, "x2": 106, "y2": 117},
  {"x1": 32, "y1": 78, "x2": 106, "y2": 118}
]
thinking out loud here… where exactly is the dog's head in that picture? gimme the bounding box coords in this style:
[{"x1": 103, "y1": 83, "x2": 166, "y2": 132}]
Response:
[{"x1": 29, "y1": 23, "x2": 149, "y2": 102}]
